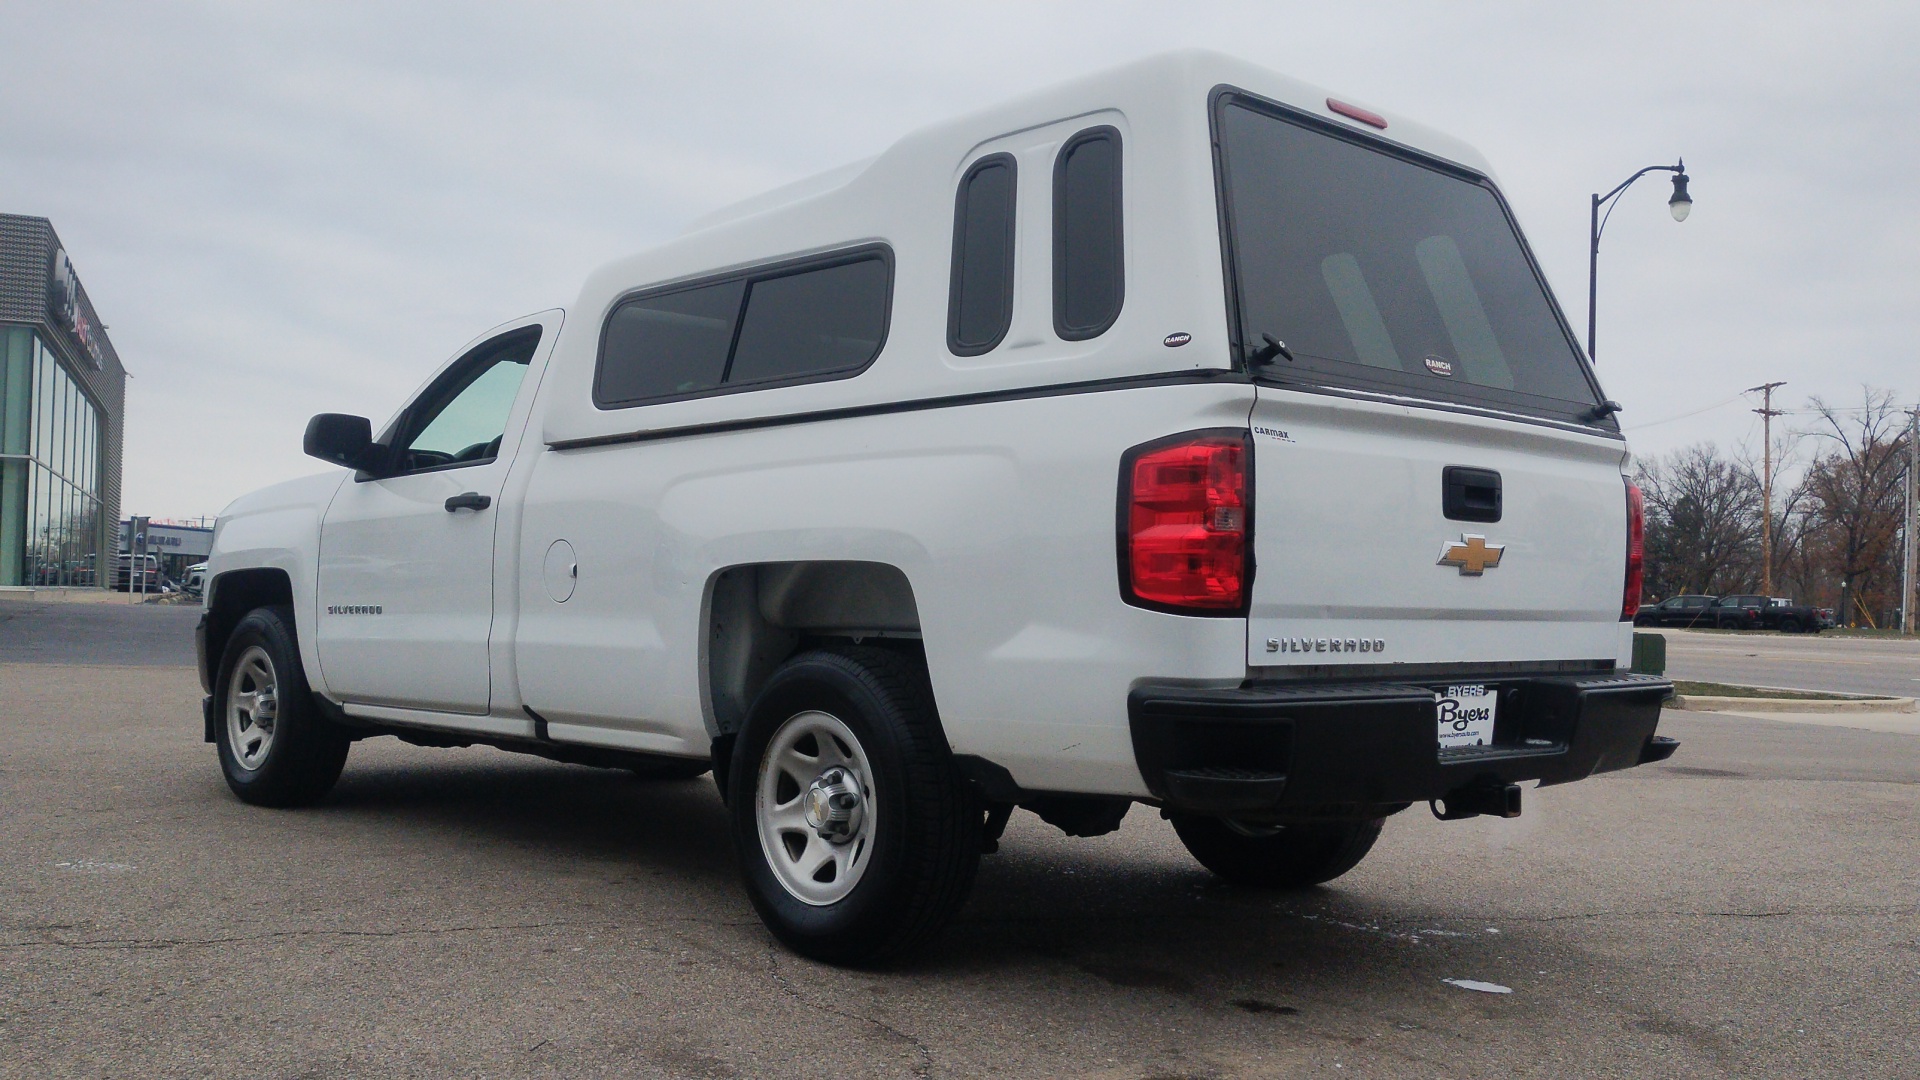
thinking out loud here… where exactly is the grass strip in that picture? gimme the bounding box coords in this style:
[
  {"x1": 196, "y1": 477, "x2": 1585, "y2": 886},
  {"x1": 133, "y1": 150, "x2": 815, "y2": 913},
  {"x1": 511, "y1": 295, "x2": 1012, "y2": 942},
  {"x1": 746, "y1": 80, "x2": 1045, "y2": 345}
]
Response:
[{"x1": 1669, "y1": 680, "x2": 1878, "y2": 701}]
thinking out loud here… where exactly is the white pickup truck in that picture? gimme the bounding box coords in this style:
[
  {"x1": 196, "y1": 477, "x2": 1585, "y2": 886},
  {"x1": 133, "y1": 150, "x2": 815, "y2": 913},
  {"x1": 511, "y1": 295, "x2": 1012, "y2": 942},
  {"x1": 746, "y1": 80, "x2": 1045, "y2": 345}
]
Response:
[{"x1": 198, "y1": 51, "x2": 1675, "y2": 964}]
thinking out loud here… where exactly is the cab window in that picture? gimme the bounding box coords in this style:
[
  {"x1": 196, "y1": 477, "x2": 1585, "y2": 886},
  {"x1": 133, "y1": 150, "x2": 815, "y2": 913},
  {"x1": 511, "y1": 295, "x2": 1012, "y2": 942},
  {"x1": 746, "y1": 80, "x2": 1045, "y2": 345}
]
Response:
[{"x1": 389, "y1": 326, "x2": 539, "y2": 474}]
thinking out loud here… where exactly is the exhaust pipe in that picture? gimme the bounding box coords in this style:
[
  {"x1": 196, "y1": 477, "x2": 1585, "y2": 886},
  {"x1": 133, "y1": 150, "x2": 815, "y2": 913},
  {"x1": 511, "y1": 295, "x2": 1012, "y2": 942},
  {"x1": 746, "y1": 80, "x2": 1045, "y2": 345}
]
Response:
[{"x1": 1431, "y1": 781, "x2": 1523, "y2": 821}]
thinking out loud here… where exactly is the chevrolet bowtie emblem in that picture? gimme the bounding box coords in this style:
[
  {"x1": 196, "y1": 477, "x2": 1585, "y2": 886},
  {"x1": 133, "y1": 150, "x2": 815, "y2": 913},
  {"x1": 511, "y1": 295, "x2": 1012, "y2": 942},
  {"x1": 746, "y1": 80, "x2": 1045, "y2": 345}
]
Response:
[{"x1": 1438, "y1": 534, "x2": 1505, "y2": 575}]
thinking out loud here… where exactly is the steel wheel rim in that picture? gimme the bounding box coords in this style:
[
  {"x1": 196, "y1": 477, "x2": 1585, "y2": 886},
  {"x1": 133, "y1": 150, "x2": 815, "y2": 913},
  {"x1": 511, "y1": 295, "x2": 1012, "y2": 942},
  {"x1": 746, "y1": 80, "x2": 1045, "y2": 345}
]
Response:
[
  {"x1": 755, "y1": 710, "x2": 877, "y2": 907},
  {"x1": 225, "y1": 645, "x2": 279, "y2": 771}
]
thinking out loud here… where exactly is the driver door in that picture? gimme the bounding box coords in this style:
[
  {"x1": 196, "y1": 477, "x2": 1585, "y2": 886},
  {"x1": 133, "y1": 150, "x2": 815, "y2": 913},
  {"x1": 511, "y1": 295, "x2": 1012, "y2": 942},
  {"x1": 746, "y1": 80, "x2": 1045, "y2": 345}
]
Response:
[{"x1": 315, "y1": 319, "x2": 549, "y2": 714}]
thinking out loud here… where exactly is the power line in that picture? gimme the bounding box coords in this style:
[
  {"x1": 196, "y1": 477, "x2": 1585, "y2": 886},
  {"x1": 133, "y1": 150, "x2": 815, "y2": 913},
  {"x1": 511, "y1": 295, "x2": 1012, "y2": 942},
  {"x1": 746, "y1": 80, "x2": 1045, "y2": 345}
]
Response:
[{"x1": 1622, "y1": 392, "x2": 1748, "y2": 431}]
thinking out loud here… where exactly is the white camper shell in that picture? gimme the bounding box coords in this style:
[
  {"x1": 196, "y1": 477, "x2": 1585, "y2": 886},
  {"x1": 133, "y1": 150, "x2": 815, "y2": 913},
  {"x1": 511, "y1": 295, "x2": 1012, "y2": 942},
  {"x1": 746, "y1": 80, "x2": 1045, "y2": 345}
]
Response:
[{"x1": 199, "y1": 51, "x2": 1675, "y2": 963}]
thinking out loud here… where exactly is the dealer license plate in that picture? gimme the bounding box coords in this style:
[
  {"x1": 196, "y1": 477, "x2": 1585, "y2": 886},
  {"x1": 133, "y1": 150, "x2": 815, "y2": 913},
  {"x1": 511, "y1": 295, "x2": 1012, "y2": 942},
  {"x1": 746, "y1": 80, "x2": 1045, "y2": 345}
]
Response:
[{"x1": 1436, "y1": 684, "x2": 1497, "y2": 749}]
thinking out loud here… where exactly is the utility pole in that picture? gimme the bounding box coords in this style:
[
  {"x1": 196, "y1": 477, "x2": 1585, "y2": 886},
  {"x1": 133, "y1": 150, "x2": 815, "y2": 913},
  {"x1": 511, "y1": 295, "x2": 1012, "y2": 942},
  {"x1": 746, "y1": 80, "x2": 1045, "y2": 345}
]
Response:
[
  {"x1": 1748, "y1": 381, "x2": 1787, "y2": 596},
  {"x1": 1904, "y1": 405, "x2": 1918, "y2": 635}
]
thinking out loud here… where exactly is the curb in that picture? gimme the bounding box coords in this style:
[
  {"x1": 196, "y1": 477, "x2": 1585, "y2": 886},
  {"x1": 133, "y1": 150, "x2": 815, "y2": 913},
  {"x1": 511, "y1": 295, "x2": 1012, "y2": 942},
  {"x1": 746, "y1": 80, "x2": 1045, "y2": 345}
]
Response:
[
  {"x1": 1671, "y1": 694, "x2": 1917, "y2": 715},
  {"x1": 0, "y1": 587, "x2": 137, "y2": 606}
]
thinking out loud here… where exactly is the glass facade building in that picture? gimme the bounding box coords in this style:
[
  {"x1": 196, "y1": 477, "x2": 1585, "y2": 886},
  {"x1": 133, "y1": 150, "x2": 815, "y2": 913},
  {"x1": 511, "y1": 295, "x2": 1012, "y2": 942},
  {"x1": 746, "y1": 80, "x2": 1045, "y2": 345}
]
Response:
[
  {"x1": 1, "y1": 330, "x2": 106, "y2": 585},
  {"x1": 0, "y1": 214, "x2": 126, "y2": 590}
]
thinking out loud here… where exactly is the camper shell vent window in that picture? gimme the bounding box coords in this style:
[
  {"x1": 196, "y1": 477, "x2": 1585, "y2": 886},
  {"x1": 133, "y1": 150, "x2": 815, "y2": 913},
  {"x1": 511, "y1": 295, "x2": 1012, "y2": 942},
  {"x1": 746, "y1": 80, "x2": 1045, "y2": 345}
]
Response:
[
  {"x1": 1052, "y1": 127, "x2": 1124, "y2": 341},
  {"x1": 947, "y1": 154, "x2": 1018, "y2": 356},
  {"x1": 594, "y1": 246, "x2": 893, "y2": 410}
]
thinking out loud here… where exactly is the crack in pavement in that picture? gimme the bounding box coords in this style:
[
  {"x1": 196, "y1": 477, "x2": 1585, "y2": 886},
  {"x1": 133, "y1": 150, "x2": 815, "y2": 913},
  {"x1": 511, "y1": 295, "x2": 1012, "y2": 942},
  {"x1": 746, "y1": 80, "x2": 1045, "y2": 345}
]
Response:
[
  {"x1": 0, "y1": 920, "x2": 579, "y2": 951},
  {"x1": 0, "y1": 912, "x2": 770, "y2": 953},
  {"x1": 763, "y1": 943, "x2": 935, "y2": 1079},
  {"x1": 1502, "y1": 904, "x2": 1919, "y2": 923}
]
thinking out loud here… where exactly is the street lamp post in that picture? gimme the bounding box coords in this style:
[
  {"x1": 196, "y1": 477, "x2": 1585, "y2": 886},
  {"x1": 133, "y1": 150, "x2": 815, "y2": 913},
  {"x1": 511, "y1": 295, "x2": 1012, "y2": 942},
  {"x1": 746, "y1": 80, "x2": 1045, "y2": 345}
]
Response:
[{"x1": 1588, "y1": 159, "x2": 1691, "y2": 360}]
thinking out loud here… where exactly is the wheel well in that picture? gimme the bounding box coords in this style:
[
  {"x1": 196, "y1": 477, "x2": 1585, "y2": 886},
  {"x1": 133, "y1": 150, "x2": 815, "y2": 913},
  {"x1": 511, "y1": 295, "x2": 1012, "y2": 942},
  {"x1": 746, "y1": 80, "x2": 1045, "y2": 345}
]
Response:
[
  {"x1": 705, "y1": 561, "x2": 922, "y2": 736},
  {"x1": 202, "y1": 568, "x2": 294, "y2": 689}
]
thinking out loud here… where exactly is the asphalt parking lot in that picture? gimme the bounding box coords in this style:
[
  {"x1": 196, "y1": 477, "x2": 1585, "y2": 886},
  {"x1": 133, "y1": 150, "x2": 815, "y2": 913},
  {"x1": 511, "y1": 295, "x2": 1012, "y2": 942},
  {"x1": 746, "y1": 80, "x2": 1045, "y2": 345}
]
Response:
[{"x1": 3, "y1": 603, "x2": 1916, "y2": 1077}]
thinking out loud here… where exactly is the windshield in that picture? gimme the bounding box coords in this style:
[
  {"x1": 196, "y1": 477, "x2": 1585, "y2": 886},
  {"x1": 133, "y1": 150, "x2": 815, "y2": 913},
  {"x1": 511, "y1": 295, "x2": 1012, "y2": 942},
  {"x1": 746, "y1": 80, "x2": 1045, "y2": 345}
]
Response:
[{"x1": 1215, "y1": 96, "x2": 1600, "y2": 419}]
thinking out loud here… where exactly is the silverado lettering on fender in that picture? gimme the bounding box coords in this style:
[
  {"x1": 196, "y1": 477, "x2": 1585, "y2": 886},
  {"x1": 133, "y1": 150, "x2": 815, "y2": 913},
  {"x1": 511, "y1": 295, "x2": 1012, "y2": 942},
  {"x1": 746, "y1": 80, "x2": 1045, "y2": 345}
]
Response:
[{"x1": 196, "y1": 51, "x2": 1676, "y2": 965}]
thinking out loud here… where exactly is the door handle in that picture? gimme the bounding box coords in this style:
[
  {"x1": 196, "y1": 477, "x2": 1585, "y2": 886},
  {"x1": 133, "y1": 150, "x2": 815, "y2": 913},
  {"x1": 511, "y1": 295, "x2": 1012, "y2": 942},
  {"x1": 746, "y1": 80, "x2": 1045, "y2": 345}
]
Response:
[
  {"x1": 1442, "y1": 466, "x2": 1502, "y2": 523},
  {"x1": 444, "y1": 492, "x2": 492, "y2": 513}
]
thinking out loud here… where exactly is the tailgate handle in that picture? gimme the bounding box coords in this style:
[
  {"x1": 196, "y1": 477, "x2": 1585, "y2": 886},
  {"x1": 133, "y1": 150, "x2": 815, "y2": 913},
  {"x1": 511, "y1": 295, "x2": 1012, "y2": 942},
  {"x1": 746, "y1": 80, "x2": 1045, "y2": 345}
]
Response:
[{"x1": 1443, "y1": 466, "x2": 1502, "y2": 523}]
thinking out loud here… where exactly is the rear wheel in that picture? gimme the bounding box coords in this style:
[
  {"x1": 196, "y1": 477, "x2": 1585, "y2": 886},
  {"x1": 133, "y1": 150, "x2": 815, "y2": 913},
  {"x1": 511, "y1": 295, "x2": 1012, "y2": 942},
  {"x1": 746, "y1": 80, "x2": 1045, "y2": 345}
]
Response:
[
  {"x1": 1169, "y1": 815, "x2": 1383, "y2": 888},
  {"x1": 214, "y1": 606, "x2": 350, "y2": 807},
  {"x1": 1778, "y1": 616, "x2": 1803, "y2": 633},
  {"x1": 728, "y1": 647, "x2": 980, "y2": 965}
]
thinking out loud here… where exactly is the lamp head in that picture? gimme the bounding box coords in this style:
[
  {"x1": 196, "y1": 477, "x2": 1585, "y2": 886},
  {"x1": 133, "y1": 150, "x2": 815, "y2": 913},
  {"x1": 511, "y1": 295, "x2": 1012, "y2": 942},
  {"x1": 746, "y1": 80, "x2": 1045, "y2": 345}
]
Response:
[{"x1": 1668, "y1": 165, "x2": 1692, "y2": 222}]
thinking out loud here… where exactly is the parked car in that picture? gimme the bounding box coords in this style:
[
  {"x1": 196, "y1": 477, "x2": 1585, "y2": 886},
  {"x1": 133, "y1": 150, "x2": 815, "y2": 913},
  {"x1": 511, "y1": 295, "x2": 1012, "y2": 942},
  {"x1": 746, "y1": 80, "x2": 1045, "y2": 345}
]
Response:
[
  {"x1": 1635, "y1": 593, "x2": 1826, "y2": 633},
  {"x1": 184, "y1": 562, "x2": 207, "y2": 598},
  {"x1": 1760, "y1": 596, "x2": 1826, "y2": 634},
  {"x1": 197, "y1": 51, "x2": 1676, "y2": 964},
  {"x1": 112, "y1": 553, "x2": 161, "y2": 592},
  {"x1": 1633, "y1": 594, "x2": 1718, "y2": 628},
  {"x1": 1706, "y1": 594, "x2": 1767, "y2": 629}
]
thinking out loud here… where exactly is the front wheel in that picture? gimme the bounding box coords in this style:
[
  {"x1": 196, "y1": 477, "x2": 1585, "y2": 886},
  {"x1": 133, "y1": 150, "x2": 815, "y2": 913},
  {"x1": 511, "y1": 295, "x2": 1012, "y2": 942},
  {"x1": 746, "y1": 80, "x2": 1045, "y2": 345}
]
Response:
[
  {"x1": 1168, "y1": 815, "x2": 1383, "y2": 888},
  {"x1": 728, "y1": 647, "x2": 981, "y2": 965},
  {"x1": 214, "y1": 606, "x2": 350, "y2": 807}
]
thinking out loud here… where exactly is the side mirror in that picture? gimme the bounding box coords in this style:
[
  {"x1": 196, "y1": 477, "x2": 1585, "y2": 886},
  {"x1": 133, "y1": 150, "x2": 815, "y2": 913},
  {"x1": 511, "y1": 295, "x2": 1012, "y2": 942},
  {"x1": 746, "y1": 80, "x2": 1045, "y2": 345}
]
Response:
[{"x1": 303, "y1": 413, "x2": 375, "y2": 469}]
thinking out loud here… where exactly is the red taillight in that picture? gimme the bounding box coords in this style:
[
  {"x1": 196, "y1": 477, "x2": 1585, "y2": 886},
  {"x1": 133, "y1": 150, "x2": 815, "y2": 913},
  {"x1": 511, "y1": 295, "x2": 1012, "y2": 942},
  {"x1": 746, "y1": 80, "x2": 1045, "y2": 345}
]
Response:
[
  {"x1": 1622, "y1": 479, "x2": 1645, "y2": 620},
  {"x1": 1121, "y1": 432, "x2": 1250, "y2": 613}
]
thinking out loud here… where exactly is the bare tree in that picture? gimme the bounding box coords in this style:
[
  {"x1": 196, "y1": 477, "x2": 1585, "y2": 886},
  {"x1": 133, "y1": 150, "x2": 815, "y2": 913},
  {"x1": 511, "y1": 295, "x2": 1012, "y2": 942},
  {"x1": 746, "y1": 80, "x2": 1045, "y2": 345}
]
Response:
[
  {"x1": 1635, "y1": 443, "x2": 1763, "y2": 599},
  {"x1": 1802, "y1": 387, "x2": 1912, "y2": 627},
  {"x1": 1770, "y1": 467, "x2": 1832, "y2": 607}
]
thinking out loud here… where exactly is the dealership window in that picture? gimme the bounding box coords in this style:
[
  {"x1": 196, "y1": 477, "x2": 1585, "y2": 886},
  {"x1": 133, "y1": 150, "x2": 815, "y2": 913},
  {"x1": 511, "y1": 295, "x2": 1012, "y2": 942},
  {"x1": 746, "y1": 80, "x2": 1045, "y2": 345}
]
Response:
[{"x1": 0, "y1": 329, "x2": 104, "y2": 587}]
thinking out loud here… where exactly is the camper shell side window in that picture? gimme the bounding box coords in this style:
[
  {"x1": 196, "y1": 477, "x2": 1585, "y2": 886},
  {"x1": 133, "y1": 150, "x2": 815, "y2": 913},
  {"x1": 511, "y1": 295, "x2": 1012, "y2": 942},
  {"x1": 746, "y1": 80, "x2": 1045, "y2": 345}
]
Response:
[{"x1": 594, "y1": 245, "x2": 894, "y2": 410}]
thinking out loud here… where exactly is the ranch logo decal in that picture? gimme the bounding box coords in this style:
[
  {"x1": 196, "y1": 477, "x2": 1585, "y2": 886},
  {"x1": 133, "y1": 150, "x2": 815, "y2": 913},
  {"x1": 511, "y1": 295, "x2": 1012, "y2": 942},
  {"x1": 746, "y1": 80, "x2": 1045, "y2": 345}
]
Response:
[
  {"x1": 1423, "y1": 356, "x2": 1455, "y2": 377},
  {"x1": 1162, "y1": 332, "x2": 1192, "y2": 348},
  {"x1": 327, "y1": 604, "x2": 384, "y2": 615}
]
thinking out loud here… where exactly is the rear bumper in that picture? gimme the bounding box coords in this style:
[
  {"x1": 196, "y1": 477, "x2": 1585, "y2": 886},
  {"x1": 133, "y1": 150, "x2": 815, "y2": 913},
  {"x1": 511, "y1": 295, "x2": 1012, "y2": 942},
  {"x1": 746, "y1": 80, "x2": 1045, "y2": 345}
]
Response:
[{"x1": 1129, "y1": 672, "x2": 1674, "y2": 816}]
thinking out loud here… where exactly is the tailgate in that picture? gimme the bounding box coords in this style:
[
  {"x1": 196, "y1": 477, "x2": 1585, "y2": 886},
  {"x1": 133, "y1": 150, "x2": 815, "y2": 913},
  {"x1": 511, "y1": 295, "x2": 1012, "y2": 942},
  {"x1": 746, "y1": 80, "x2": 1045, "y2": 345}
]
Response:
[{"x1": 1247, "y1": 388, "x2": 1630, "y2": 668}]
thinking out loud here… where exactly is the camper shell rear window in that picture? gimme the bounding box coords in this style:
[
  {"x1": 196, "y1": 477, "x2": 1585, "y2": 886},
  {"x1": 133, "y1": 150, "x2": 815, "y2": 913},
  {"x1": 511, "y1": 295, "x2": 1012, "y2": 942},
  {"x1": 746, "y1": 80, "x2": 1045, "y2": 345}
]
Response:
[
  {"x1": 595, "y1": 245, "x2": 893, "y2": 409},
  {"x1": 1212, "y1": 89, "x2": 1605, "y2": 426}
]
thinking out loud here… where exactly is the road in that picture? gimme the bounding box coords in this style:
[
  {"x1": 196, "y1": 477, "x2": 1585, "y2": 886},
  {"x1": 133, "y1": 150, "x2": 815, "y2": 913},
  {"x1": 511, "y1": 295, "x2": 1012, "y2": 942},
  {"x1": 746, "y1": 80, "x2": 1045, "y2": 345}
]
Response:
[
  {"x1": 1662, "y1": 628, "x2": 1920, "y2": 699},
  {"x1": 0, "y1": 598, "x2": 199, "y2": 666},
  {"x1": 1, "y1": 603, "x2": 1916, "y2": 1077}
]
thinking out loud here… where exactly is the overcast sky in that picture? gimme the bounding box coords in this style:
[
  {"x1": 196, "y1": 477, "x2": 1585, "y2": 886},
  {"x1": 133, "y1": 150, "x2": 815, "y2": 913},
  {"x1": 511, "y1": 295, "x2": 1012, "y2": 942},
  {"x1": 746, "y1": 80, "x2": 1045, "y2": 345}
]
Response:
[{"x1": 4, "y1": 1, "x2": 1915, "y2": 519}]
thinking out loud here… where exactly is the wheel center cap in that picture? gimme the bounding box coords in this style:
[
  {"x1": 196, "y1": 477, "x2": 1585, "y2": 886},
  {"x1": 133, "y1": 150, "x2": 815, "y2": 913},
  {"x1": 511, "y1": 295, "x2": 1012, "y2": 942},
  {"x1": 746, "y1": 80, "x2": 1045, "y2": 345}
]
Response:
[{"x1": 802, "y1": 768, "x2": 864, "y2": 842}]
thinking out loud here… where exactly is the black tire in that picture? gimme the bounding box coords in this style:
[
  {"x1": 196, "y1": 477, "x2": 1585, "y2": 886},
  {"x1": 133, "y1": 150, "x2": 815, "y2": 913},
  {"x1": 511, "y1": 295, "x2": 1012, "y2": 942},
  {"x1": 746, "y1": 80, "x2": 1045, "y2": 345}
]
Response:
[
  {"x1": 1168, "y1": 815, "x2": 1383, "y2": 888},
  {"x1": 627, "y1": 757, "x2": 713, "y2": 781},
  {"x1": 728, "y1": 647, "x2": 981, "y2": 965},
  {"x1": 1778, "y1": 617, "x2": 1802, "y2": 634},
  {"x1": 214, "y1": 605, "x2": 350, "y2": 807}
]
